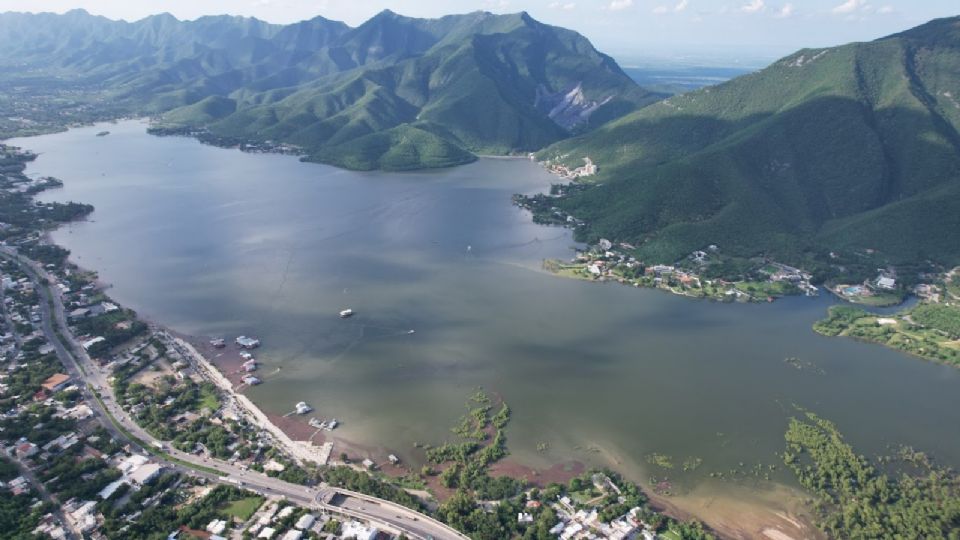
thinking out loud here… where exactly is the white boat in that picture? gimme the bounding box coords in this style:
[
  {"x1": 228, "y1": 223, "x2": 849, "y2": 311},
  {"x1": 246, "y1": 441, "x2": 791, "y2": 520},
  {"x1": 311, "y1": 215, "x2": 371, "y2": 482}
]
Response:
[
  {"x1": 326, "y1": 418, "x2": 338, "y2": 430},
  {"x1": 235, "y1": 335, "x2": 260, "y2": 349},
  {"x1": 339, "y1": 309, "x2": 354, "y2": 318},
  {"x1": 295, "y1": 401, "x2": 312, "y2": 415}
]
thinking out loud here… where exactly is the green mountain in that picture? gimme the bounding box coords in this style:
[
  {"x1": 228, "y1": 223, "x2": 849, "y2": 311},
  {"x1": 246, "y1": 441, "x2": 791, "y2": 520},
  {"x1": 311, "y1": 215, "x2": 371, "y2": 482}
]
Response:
[
  {"x1": 162, "y1": 10, "x2": 658, "y2": 170},
  {"x1": 539, "y1": 16, "x2": 960, "y2": 268},
  {"x1": 0, "y1": 9, "x2": 657, "y2": 170}
]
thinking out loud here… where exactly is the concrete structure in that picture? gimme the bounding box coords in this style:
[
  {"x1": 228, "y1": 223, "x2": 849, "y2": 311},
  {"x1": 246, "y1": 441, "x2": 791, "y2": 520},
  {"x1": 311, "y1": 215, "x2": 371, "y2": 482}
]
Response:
[{"x1": 129, "y1": 463, "x2": 163, "y2": 485}]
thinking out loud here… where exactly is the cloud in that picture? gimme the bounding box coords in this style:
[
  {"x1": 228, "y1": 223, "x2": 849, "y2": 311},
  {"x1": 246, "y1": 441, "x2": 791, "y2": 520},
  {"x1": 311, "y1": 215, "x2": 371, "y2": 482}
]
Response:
[
  {"x1": 548, "y1": 1, "x2": 576, "y2": 9},
  {"x1": 877, "y1": 5, "x2": 894, "y2": 14},
  {"x1": 774, "y1": 3, "x2": 794, "y2": 17},
  {"x1": 831, "y1": 0, "x2": 866, "y2": 14},
  {"x1": 608, "y1": 0, "x2": 633, "y2": 11},
  {"x1": 740, "y1": 0, "x2": 765, "y2": 13},
  {"x1": 652, "y1": 0, "x2": 688, "y2": 15}
]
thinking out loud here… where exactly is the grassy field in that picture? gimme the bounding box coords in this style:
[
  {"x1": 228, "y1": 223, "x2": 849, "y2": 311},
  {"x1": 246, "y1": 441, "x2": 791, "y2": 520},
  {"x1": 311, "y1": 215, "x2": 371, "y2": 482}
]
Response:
[
  {"x1": 199, "y1": 386, "x2": 221, "y2": 412},
  {"x1": 837, "y1": 291, "x2": 905, "y2": 307},
  {"x1": 221, "y1": 496, "x2": 264, "y2": 521}
]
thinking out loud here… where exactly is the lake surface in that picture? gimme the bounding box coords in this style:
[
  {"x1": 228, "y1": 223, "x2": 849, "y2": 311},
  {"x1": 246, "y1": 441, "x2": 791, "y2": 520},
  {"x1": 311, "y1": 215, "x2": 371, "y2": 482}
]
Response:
[{"x1": 14, "y1": 120, "x2": 960, "y2": 521}]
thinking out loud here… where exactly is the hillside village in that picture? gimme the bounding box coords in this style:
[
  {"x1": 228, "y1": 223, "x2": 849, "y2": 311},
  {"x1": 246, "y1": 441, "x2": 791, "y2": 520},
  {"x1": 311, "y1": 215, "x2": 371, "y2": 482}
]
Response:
[{"x1": 544, "y1": 240, "x2": 820, "y2": 303}]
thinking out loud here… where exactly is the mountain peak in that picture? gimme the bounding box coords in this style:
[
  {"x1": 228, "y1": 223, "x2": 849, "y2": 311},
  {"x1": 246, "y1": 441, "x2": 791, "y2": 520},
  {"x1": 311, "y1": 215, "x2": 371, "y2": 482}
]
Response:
[{"x1": 373, "y1": 9, "x2": 399, "y2": 19}]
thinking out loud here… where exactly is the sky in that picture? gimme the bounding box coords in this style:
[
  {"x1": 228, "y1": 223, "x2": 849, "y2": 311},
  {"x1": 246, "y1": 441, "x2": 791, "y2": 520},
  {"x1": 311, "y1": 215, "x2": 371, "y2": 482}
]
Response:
[{"x1": 1, "y1": 0, "x2": 956, "y2": 65}]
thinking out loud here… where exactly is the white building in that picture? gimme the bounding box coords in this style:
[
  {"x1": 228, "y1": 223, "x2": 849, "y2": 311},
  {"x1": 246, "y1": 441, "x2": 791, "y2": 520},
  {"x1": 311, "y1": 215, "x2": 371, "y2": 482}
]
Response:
[
  {"x1": 341, "y1": 521, "x2": 379, "y2": 540},
  {"x1": 877, "y1": 276, "x2": 896, "y2": 290},
  {"x1": 294, "y1": 514, "x2": 315, "y2": 530},
  {"x1": 129, "y1": 463, "x2": 163, "y2": 485},
  {"x1": 280, "y1": 530, "x2": 302, "y2": 540}
]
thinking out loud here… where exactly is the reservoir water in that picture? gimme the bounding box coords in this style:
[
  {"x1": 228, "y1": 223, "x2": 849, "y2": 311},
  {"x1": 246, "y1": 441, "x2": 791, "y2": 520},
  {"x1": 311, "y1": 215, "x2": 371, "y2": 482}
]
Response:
[{"x1": 14, "y1": 120, "x2": 960, "y2": 527}]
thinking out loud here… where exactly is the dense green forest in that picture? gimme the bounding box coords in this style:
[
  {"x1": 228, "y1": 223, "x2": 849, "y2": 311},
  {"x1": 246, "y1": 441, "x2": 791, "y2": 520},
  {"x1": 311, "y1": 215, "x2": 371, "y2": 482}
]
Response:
[{"x1": 0, "y1": 9, "x2": 656, "y2": 170}]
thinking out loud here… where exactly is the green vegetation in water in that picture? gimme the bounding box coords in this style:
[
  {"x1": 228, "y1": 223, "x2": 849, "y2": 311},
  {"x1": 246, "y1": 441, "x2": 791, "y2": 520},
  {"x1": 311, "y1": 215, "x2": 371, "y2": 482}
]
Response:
[
  {"x1": 645, "y1": 453, "x2": 675, "y2": 470},
  {"x1": 428, "y1": 389, "x2": 517, "y2": 500},
  {"x1": 783, "y1": 356, "x2": 825, "y2": 375},
  {"x1": 783, "y1": 411, "x2": 960, "y2": 538},
  {"x1": 814, "y1": 304, "x2": 960, "y2": 366}
]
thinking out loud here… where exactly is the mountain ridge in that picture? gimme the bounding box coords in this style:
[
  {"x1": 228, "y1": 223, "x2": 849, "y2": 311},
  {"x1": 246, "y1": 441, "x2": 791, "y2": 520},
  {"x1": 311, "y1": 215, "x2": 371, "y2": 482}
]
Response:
[
  {"x1": 536, "y1": 15, "x2": 960, "y2": 271},
  {"x1": 0, "y1": 8, "x2": 659, "y2": 170}
]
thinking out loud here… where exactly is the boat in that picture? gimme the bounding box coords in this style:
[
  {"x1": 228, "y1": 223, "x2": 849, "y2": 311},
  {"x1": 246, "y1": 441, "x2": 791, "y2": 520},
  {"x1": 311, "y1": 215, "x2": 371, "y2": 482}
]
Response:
[
  {"x1": 326, "y1": 418, "x2": 338, "y2": 430},
  {"x1": 295, "y1": 401, "x2": 312, "y2": 415},
  {"x1": 95, "y1": 131, "x2": 110, "y2": 137},
  {"x1": 235, "y1": 335, "x2": 260, "y2": 349},
  {"x1": 339, "y1": 309, "x2": 354, "y2": 318}
]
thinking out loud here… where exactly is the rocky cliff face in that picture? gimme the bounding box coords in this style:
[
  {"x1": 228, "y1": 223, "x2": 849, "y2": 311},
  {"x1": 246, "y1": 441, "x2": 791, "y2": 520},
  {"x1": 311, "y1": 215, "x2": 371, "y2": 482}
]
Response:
[{"x1": 535, "y1": 82, "x2": 614, "y2": 130}]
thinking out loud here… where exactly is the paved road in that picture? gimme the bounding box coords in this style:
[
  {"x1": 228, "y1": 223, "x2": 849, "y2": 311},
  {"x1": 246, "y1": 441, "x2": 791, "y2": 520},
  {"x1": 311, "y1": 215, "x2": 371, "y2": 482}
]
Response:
[{"x1": 1, "y1": 249, "x2": 468, "y2": 540}]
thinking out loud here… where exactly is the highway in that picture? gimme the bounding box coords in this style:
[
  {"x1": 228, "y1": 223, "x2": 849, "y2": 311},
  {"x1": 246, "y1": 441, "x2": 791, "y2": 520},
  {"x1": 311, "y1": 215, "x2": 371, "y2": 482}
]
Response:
[{"x1": 1, "y1": 249, "x2": 468, "y2": 540}]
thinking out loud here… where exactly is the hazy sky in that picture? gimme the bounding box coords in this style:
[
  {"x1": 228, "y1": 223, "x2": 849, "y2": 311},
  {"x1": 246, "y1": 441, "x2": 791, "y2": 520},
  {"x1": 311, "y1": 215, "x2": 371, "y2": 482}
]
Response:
[{"x1": 2, "y1": 0, "x2": 956, "y2": 64}]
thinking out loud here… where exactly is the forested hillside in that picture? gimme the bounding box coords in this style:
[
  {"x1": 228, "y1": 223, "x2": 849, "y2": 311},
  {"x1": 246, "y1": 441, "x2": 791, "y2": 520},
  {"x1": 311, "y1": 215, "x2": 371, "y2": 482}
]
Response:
[
  {"x1": 0, "y1": 9, "x2": 658, "y2": 170},
  {"x1": 540, "y1": 16, "x2": 960, "y2": 268}
]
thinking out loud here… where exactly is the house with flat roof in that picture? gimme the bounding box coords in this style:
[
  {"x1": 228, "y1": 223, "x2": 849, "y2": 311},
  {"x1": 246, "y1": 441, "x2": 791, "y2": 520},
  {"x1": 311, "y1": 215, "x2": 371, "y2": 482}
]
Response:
[{"x1": 129, "y1": 463, "x2": 163, "y2": 486}]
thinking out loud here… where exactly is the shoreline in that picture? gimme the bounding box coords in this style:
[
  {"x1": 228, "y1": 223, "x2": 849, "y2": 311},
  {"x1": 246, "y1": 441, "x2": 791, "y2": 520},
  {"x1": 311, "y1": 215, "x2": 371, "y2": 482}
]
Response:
[
  {"x1": 182, "y1": 330, "x2": 591, "y2": 485},
  {"x1": 15, "y1": 120, "x2": 826, "y2": 538}
]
